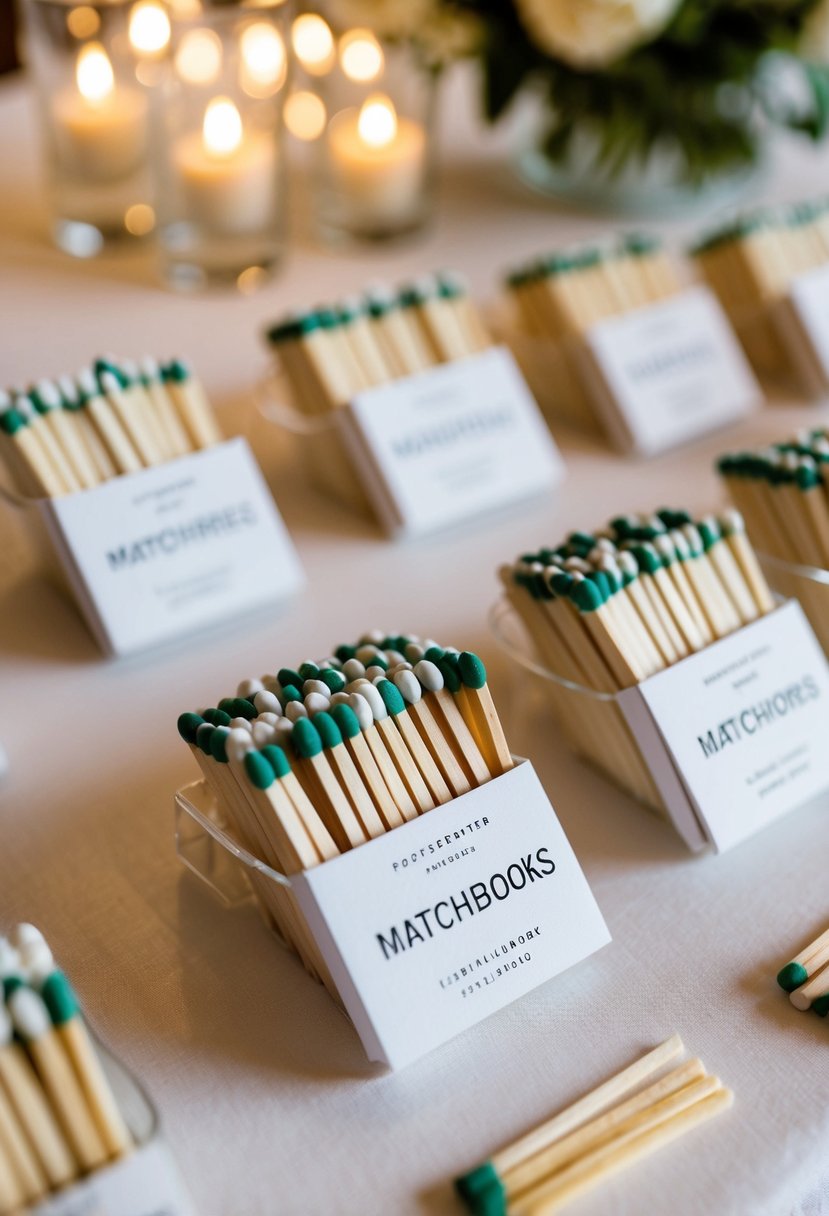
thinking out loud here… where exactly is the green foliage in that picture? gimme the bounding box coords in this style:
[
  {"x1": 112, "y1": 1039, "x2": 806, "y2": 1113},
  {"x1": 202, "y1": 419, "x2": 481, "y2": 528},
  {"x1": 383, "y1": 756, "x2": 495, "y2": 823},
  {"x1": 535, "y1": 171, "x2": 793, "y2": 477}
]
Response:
[{"x1": 456, "y1": 0, "x2": 829, "y2": 181}]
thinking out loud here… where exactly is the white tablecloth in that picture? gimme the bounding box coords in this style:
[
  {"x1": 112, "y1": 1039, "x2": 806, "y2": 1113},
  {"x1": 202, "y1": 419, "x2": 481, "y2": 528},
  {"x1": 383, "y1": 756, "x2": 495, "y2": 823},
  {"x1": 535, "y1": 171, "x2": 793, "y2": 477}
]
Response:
[{"x1": 1, "y1": 66, "x2": 829, "y2": 1216}]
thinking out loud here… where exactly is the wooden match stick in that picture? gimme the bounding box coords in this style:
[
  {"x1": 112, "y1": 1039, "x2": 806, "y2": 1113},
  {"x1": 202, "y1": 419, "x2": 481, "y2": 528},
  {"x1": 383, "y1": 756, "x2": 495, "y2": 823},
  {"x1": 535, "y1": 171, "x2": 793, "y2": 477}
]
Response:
[
  {"x1": 374, "y1": 679, "x2": 453, "y2": 806},
  {"x1": 15, "y1": 396, "x2": 79, "y2": 494},
  {"x1": 289, "y1": 718, "x2": 368, "y2": 851},
  {"x1": 777, "y1": 923, "x2": 829, "y2": 990},
  {"x1": 162, "y1": 359, "x2": 223, "y2": 450},
  {"x1": 98, "y1": 363, "x2": 164, "y2": 467},
  {"x1": 31, "y1": 380, "x2": 99, "y2": 490},
  {"x1": 346, "y1": 692, "x2": 420, "y2": 821},
  {"x1": 0, "y1": 1078, "x2": 48, "y2": 1205},
  {"x1": 311, "y1": 711, "x2": 388, "y2": 839},
  {"x1": 39, "y1": 968, "x2": 132, "y2": 1159},
  {"x1": 57, "y1": 375, "x2": 117, "y2": 483},
  {"x1": 77, "y1": 368, "x2": 142, "y2": 476},
  {"x1": 329, "y1": 703, "x2": 404, "y2": 830},
  {"x1": 7, "y1": 986, "x2": 108, "y2": 1172},
  {"x1": 0, "y1": 405, "x2": 65, "y2": 497}
]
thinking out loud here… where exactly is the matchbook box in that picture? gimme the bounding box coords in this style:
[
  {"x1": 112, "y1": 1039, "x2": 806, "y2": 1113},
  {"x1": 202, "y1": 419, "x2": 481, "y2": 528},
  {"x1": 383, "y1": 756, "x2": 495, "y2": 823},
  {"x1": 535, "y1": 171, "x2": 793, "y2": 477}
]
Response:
[
  {"x1": 263, "y1": 347, "x2": 565, "y2": 538},
  {"x1": 175, "y1": 759, "x2": 610, "y2": 1069},
  {"x1": 773, "y1": 262, "x2": 829, "y2": 396},
  {"x1": 616, "y1": 600, "x2": 829, "y2": 852},
  {"x1": 28, "y1": 437, "x2": 303, "y2": 656},
  {"x1": 509, "y1": 286, "x2": 760, "y2": 456}
]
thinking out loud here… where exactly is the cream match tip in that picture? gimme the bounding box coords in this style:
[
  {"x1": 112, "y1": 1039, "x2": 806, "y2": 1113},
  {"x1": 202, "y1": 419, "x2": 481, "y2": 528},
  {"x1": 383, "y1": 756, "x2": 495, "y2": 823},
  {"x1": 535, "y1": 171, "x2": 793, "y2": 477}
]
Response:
[{"x1": 8, "y1": 986, "x2": 51, "y2": 1040}]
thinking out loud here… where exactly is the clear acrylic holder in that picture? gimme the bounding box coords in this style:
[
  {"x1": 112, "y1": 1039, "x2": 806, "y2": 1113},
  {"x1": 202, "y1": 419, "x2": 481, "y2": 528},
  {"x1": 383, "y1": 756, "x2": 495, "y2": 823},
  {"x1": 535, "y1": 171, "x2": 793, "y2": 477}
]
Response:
[
  {"x1": 0, "y1": 478, "x2": 71, "y2": 591},
  {"x1": 758, "y1": 551, "x2": 829, "y2": 656},
  {"x1": 255, "y1": 367, "x2": 373, "y2": 517},
  {"x1": 488, "y1": 596, "x2": 668, "y2": 819},
  {"x1": 31, "y1": 1041, "x2": 193, "y2": 1215}
]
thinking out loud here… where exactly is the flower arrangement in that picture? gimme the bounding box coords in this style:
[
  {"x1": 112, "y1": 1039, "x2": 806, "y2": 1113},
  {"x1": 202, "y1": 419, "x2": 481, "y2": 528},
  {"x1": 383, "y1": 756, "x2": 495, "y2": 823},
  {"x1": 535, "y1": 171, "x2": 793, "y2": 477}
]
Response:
[{"x1": 443, "y1": 0, "x2": 829, "y2": 184}]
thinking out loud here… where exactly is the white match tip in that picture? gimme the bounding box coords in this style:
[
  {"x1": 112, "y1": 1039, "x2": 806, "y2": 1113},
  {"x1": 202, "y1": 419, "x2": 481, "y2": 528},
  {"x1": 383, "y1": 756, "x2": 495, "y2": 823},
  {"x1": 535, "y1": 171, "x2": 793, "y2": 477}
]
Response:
[
  {"x1": 252, "y1": 722, "x2": 277, "y2": 748},
  {"x1": 15, "y1": 396, "x2": 35, "y2": 419},
  {"x1": 99, "y1": 371, "x2": 120, "y2": 393},
  {"x1": 342, "y1": 659, "x2": 366, "y2": 681},
  {"x1": 229, "y1": 717, "x2": 253, "y2": 734},
  {"x1": 77, "y1": 368, "x2": 97, "y2": 395},
  {"x1": 0, "y1": 390, "x2": 10, "y2": 410},
  {"x1": 286, "y1": 701, "x2": 308, "y2": 722},
  {"x1": 303, "y1": 680, "x2": 330, "y2": 700},
  {"x1": 255, "y1": 711, "x2": 279, "y2": 726},
  {"x1": 347, "y1": 693, "x2": 374, "y2": 732},
  {"x1": 36, "y1": 380, "x2": 62, "y2": 408},
  {"x1": 357, "y1": 682, "x2": 387, "y2": 721},
  {"x1": 237, "y1": 678, "x2": 265, "y2": 698},
  {"x1": 414, "y1": 660, "x2": 443, "y2": 692},
  {"x1": 0, "y1": 1003, "x2": 10, "y2": 1045},
  {"x1": 365, "y1": 665, "x2": 387, "y2": 682},
  {"x1": 140, "y1": 355, "x2": 160, "y2": 378},
  {"x1": 384, "y1": 650, "x2": 406, "y2": 666},
  {"x1": 254, "y1": 690, "x2": 281, "y2": 715},
  {"x1": 57, "y1": 375, "x2": 79, "y2": 405},
  {"x1": 360, "y1": 629, "x2": 386, "y2": 645},
  {"x1": 12, "y1": 924, "x2": 47, "y2": 953},
  {"x1": 405, "y1": 643, "x2": 425, "y2": 662},
  {"x1": 0, "y1": 939, "x2": 21, "y2": 977},
  {"x1": 329, "y1": 692, "x2": 350, "y2": 708},
  {"x1": 25, "y1": 945, "x2": 56, "y2": 988},
  {"x1": 394, "y1": 670, "x2": 422, "y2": 705},
  {"x1": 356, "y1": 645, "x2": 381, "y2": 664},
  {"x1": 226, "y1": 728, "x2": 254, "y2": 763},
  {"x1": 8, "y1": 986, "x2": 51, "y2": 1041},
  {"x1": 304, "y1": 692, "x2": 329, "y2": 715},
  {"x1": 121, "y1": 359, "x2": 139, "y2": 379}
]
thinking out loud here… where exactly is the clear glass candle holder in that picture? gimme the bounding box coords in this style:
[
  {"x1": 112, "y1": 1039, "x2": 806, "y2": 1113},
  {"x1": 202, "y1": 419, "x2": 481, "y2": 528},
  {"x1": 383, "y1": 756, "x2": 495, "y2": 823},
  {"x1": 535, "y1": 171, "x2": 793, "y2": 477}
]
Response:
[
  {"x1": 23, "y1": 0, "x2": 156, "y2": 256},
  {"x1": 304, "y1": 21, "x2": 438, "y2": 243},
  {"x1": 151, "y1": 0, "x2": 289, "y2": 291}
]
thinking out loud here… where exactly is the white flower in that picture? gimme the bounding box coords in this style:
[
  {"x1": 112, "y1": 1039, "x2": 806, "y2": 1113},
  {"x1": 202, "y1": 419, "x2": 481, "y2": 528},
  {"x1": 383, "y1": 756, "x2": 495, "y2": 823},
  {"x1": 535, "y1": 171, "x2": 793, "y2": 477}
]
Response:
[{"x1": 515, "y1": 0, "x2": 683, "y2": 69}]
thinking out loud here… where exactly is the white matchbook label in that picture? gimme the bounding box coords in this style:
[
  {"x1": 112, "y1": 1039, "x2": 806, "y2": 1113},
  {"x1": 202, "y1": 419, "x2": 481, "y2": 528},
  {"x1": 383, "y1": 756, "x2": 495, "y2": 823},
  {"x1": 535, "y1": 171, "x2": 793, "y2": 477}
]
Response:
[
  {"x1": 32, "y1": 1137, "x2": 195, "y2": 1216},
  {"x1": 335, "y1": 347, "x2": 565, "y2": 538},
  {"x1": 774, "y1": 262, "x2": 829, "y2": 395},
  {"x1": 578, "y1": 286, "x2": 760, "y2": 456},
  {"x1": 617, "y1": 601, "x2": 829, "y2": 854},
  {"x1": 37, "y1": 437, "x2": 304, "y2": 656},
  {"x1": 291, "y1": 760, "x2": 610, "y2": 1069}
]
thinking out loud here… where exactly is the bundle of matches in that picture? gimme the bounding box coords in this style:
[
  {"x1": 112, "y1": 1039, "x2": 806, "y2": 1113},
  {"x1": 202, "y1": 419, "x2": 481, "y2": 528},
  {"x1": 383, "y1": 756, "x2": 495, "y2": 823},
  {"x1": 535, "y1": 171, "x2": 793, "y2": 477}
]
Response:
[
  {"x1": 717, "y1": 436, "x2": 829, "y2": 570},
  {"x1": 177, "y1": 632, "x2": 511, "y2": 1003},
  {"x1": 455, "y1": 1035, "x2": 733, "y2": 1215},
  {"x1": 777, "y1": 923, "x2": 829, "y2": 1018},
  {"x1": 692, "y1": 199, "x2": 829, "y2": 319},
  {"x1": 500, "y1": 508, "x2": 774, "y2": 809},
  {"x1": 0, "y1": 356, "x2": 222, "y2": 499},
  {"x1": 505, "y1": 233, "x2": 682, "y2": 343},
  {"x1": 265, "y1": 271, "x2": 492, "y2": 416},
  {"x1": 0, "y1": 925, "x2": 132, "y2": 1212}
]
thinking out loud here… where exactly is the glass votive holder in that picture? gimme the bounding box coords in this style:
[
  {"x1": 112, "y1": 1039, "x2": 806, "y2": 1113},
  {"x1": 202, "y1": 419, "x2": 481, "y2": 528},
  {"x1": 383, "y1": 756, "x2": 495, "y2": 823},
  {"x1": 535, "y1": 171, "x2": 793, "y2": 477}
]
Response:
[
  {"x1": 23, "y1": 0, "x2": 156, "y2": 256},
  {"x1": 303, "y1": 19, "x2": 437, "y2": 243},
  {"x1": 758, "y1": 552, "x2": 829, "y2": 656},
  {"x1": 488, "y1": 595, "x2": 670, "y2": 820},
  {"x1": 151, "y1": 0, "x2": 289, "y2": 291}
]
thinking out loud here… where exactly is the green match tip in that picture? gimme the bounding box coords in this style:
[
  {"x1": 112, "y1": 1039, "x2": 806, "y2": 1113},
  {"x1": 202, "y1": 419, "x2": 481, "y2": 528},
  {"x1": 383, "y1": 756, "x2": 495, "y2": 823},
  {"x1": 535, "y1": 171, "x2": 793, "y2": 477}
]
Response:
[
  {"x1": 454, "y1": 1162, "x2": 506, "y2": 1215},
  {"x1": 458, "y1": 652, "x2": 486, "y2": 690},
  {"x1": 376, "y1": 679, "x2": 405, "y2": 716},
  {"x1": 776, "y1": 961, "x2": 809, "y2": 992},
  {"x1": 41, "y1": 971, "x2": 79, "y2": 1025},
  {"x1": 244, "y1": 751, "x2": 275, "y2": 790},
  {"x1": 312, "y1": 711, "x2": 342, "y2": 749},
  {"x1": 811, "y1": 993, "x2": 829, "y2": 1017},
  {"x1": 210, "y1": 728, "x2": 230, "y2": 764},
  {"x1": 261, "y1": 744, "x2": 290, "y2": 778},
  {"x1": 177, "y1": 712, "x2": 204, "y2": 744},
  {"x1": 331, "y1": 704, "x2": 360, "y2": 739},
  {"x1": 291, "y1": 718, "x2": 322, "y2": 759}
]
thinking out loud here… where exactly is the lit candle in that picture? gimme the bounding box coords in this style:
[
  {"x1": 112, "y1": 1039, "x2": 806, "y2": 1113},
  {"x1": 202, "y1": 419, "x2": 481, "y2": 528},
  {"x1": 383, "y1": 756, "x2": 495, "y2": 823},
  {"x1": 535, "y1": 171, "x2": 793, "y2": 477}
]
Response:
[
  {"x1": 326, "y1": 95, "x2": 426, "y2": 232},
  {"x1": 52, "y1": 42, "x2": 148, "y2": 182},
  {"x1": 172, "y1": 96, "x2": 277, "y2": 235}
]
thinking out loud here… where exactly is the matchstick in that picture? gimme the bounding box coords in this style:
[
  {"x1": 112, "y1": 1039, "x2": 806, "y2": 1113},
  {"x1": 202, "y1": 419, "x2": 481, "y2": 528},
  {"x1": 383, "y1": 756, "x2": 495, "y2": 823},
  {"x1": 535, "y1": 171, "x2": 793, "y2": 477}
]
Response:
[
  {"x1": 0, "y1": 998, "x2": 76, "y2": 1190},
  {"x1": 0, "y1": 1076, "x2": 48, "y2": 1205},
  {"x1": 777, "y1": 923, "x2": 829, "y2": 990},
  {"x1": 97, "y1": 361, "x2": 165, "y2": 468},
  {"x1": 31, "y1": 380, "x2": 99, "y2": 490},
  {"x1": 0, "y1": 403, "x2": 65, "y2": 497},
  {"x1": 38, "y1": 967, "x2": 132, "y2": 1159},
  {"x1": 162, "y1": 359, "x2": 224, "y2": 450},
  {"x1": 7, "y1": 986, "x2": 108, "y2": 1172},
  {"x1": 57, "y1": 375, "x2": 117, "y2": 483},
  {"x1": 77, "y1": 368, "x2": 143, "y2": 476},
  {"x1": 15, "y1": 396, "x2": 80, "y2": 494}
]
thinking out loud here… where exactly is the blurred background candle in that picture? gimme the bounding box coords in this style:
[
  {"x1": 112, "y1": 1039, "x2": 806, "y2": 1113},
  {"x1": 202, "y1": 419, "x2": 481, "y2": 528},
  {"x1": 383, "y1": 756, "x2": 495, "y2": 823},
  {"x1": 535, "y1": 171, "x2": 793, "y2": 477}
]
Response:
[
  {"x1": 326, "y1": 94, "x2": 425, "y2": 232},
  {"x1": 304, "y1": 20, "x2": 437, "y2": 244},
  {"x1": 150, "y1": 0, "x2": 288, "y2": 291},
  {"x1": 52, "y1": 42, "x2": 147, "y2": 182},
  {"x1": 23, "y1": 0, "x2": 154, "y2": 255},
  {"x1": 173, "y1": 95, "x2": 276, "y2": 235}
]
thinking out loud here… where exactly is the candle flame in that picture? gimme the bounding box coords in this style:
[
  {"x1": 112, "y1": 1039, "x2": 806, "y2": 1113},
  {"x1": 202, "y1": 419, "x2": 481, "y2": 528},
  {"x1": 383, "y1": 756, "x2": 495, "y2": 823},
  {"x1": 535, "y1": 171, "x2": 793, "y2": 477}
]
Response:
[
  {"x1": 357, "y1": 95, "x2": 397, "y2": 149},
  {"x1": 284, "y1": 90, "x2": 326, "y2": 141},
  {"x1": 291, "y1": 13, "x2": 334, "y2": 75},
  {"x1": 240, "y1": 22, "x2": 286, "y2": 92},
  {"x1": 339, "y1": 29, "x2": 383, "y2": 83},
  {"x1": 203, "y1": 96, "x2": 243, "y2": 157},
  {"x1": 128, "y1": 1, "x2": 171, "y2": 54},
  {"x1": 175, "y1": 28, "x2": 222, "y2": 85},
  {"x1": 76, "y1": 42, "x2": 115, "y2": 103}
]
